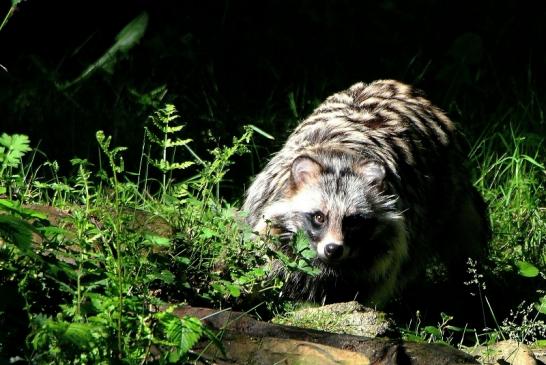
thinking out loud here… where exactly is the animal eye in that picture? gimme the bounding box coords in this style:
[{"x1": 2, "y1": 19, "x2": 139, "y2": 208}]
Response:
[{"x1": 312, "y1": 212, "x2": 325, "y2": 225}]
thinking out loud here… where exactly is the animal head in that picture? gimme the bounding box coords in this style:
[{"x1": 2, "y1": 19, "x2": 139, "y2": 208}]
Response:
[{"x1": 260, "y1": 150, "x2": 404, "y2": 268}]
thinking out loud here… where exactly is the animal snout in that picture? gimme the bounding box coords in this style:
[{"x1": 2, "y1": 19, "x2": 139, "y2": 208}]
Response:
[{"x1": 324, "y1": 243, "x2": 344, "y2": 260}]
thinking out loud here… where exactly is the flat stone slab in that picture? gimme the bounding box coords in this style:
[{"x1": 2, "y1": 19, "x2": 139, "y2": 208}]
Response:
[
  {"x1": 272, "y1": 301, "x2": 394, "y2": 338},
  {"x1": 172, "y1": 305, "x2": 479, "y2": 365}
]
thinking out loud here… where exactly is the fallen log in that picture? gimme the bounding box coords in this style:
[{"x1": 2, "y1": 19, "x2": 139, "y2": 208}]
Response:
[{"x1": 172, "y1": 305, "x2": 479, "y2": 365}]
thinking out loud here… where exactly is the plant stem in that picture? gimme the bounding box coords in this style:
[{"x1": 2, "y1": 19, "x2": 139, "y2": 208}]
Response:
[{"x1": 0, "y1": 5, "x2": 17, "y2": 33}]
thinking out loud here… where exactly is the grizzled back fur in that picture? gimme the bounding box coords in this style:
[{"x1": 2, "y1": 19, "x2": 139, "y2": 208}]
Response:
[{"x1": 243, "y1": 80, "x2": 489, "y2": 306}]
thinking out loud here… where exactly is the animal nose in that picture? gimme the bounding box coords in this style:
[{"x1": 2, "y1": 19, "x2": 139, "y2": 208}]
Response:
[{"x1": 324, "y1": 243, "x2": 344, "y2": 260}]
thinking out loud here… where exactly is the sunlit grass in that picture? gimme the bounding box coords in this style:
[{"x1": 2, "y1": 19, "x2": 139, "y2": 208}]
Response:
[{"x1": 471, "y1": 123, "x2": 545, "y2": 270}]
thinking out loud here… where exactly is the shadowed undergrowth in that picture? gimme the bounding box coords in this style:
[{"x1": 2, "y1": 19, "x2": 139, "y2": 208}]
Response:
[{"x1": 1, "y1": 96, "x2": 545, "y2": 362}]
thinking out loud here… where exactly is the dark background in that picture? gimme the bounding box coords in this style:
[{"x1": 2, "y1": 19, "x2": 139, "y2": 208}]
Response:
[
  {"x1": 1, "y1": 0, "x2": 545, "y2": 197},
  {"x1": 1, "y1": 0, "x2": 545, "y2": 334}
]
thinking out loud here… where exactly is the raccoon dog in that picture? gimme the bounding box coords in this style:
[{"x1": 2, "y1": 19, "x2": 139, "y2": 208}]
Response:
[{"x1": 243, "y1": 80, "x2": 489, "y2": 305}]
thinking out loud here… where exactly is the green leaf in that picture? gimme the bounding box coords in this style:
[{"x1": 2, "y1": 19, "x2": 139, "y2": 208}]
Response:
[
  {"x1": 211, "y1": 281, "x2": 241, "y2": 298},
  {"x1": 150, "y1": 159, "x2": 194, "y2": 172},
  {"x1": 288, "y1": 230, "x2": 320, "y2": 276},
  {"x1": 144, "y1": 234, "x2": 171, "y2": 247},
  {"x1": 522, "y1": 154, "x2": 545, "y2": 169},
  {"x1": 158, "y1": 313, "x2": 204, "y2": 361},
  {"x1": 115, "y1": 12, "x2": 149, "y2": 51},
  {"x1": 0, "y1": 133, "x2": 31, "y2": 167},
  {"x1": 37, "y1": 225, "x2": 67, "y2": 237},
  {"x1": 423, "y1": 326, "x2": 442, "y2": 337},
  {"x1": 168, "y1": 349, "x2": 182, "y2": 363},
  {"x1": 293, "y1": 230, "x2": 312, "y2": 256},
  {"x1": 224, "y1": 282, "x2": 241, "y2": 297},
  {"x1": 0, "y1": 200, "x2": 48, "y2": 221},
  {"x1": 96, "y1": 130, "x2": 108, "y2": 148},
  {"x1": 247, "y1": 267, "x2": 266, "y2": 278},
  {"x1": 536, "y1": 296, "x2": 546, "y2": 314},
  {"x1": 175, "y1": 256, "x2": 191, "y2": 266},
  {"x1": 62, "y1": 322, "x2": 97, "y2": 347},
  {"x1": 533, "y1": 339, "x2": 546, "y2": 347},
  {"x1": 0, "y1": 198, "x2": 15, "y2": 210},
  {"x1": 57, "y1": 13, "x2": 149, "y2": 90},
  {"x1": 299, "y1": 245, "x2": 316, "y2": 260},
  {"x1": 296, "y1": 259, "x2": 320, "y2": 276},
  {"x1": 41, "y1": 319, "x2": 98, "y2": 348},
  {"x1": 516, "y1": 261, "x2": 540, "y2": 278},
  {"x1": 86, "y1": 293, "x2": 111, "y2": 312},
  {"x1": 200, "y1": 227, "x2": 217, "y2": 239},
  {"x1": 165, "y1": 138, "x2": 192, "y2": 148},
  {"x1": 403, "y1": 333, "x2": 425, "y2": 342},
  {"x1": 158, "y1": 270, "x2": 175, "y2": 284},
  {"x1": 445, "y1": 325, "x2": 475, "y2": 333},
  {"x1": 248, "y1": 124, "x2": 275, "y2": 140},
  {"x1": 0, "y1": 214, "x2": 36, "y2": 252}
]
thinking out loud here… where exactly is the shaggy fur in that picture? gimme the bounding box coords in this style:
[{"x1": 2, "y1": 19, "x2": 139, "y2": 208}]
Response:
[{"x1": 243, "y1": 80, "x2": 489, "y2": 305}]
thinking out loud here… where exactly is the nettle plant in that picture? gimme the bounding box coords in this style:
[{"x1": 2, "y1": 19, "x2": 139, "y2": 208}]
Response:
[
  {"x1": 0, "y1": 133, "x2": 32, "y2": 197},
  {"x1": 1, "y1": 130, "x2": 223, "y2": 363},
  {"x1": 143, "y1": 105, "x2": 282, "y2": 306},
  {"x1": 0, "y1": 102, "x2": 322, "y2": 362}
]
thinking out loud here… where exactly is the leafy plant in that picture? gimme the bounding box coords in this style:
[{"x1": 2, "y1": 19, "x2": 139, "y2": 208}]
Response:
[
  {"x1": 501, "y1": 261, "x2": 546, "y2": 344},
  {"x1": 0, "y1": 99, "x2": 302, "y2": 362},
  {"x1": 0, "y1": 133, "x2": 32, "y2": 196},
  {"x1": 268, "y1": 230, "x2": 321, "y2": 277},
  {"x1": 0, "y1": 128, "x2": 232, "y2": 362},
  {"x1": 402, "y1": 311, "x2": 473, "y2": 346},
  {"x1": 0, "y1": 0, "x2": 23, "y2": 34},
  {"x1": 471, "y1": 124, "x2": 546, "y2": 269},
  {"x1": 154, "y1": 307, "x2": 224, "y2": 363},
  {"x1": 57, "y1": 12, "x2": 149, "y2": 90},
  {"x1": 144, "y1": 103, "x2": 194, "y2": 194}
]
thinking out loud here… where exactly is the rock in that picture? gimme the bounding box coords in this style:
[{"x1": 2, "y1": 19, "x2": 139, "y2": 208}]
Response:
[
  {"x1": 272, "y1": 301, "x2": 394, "y2": 338},
  {"x1": 205, "y1": 336, "x2": 375, "y2": 365},
  {"x1": 468, "y1": 340, "x2": 538, "y2": 365},
  {"x1": 531, "y1": 347, "x2": 546, "y2": 364},
  {"x1": 26, "y1": 204, "x2": 174, "y2": 238},
  {"x1": 173, "y1": 305, "x2": 479, "y2": 364}
]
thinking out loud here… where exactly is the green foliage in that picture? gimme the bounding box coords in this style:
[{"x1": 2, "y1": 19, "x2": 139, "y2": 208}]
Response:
[
  {"x1": 2, "y1": 3, "x2": 546, "y2": 361},
  {"x1": 471, "y1": 124, "x2": 545, "y2": 269},
  {"x1": 0, "y1": 0, "x2": 22, "y2": 33},
  {"x1": 0, "y1": 127, "x2": 229, "y2": 362},
  {"x1": 145, "y1": 103, "x2": 194, "y2": 191},
  {"x1": 154, "y1": 308, "x2": 224, "y2": 363},
  {"x1": 96, "y1": 130, "x2": 127, "y2": 177},
  {"x1": 0, "y1": 133, "x2": 31, "y2": 170},
  {"x1": 517, "y1": 261, "x2": 540, "y2": 278},
  {"x1": 402, "y1": 312, "x2": 473, "y2": 346},
  {"x1": 1, "y1": 25, "x2": 545, "y2": 357},
  {"x1": 490, "y1": 262, "x2": 546, "y2": 344},
  {"x1": 0, "y1": 199, "x2": 38, "y2": 256},
  {"x1": 3, "y1": 106, "x2": 543, "y2": 359},
  {"x1": 192, "y1": 125, "x2": 253, "y2": 201},
  {"x1": 269, "y1": 230, "x2": 320, "y2": 277},
  {"x1": 514, "y1": 261, "x2": 546, "y2": 315},
  {"x1": 57, "y1": 12, "x2": 149, "y2": 90},
  {"x1": 0, "y1": 103, "x2": 323, "y2": 361},
  {"x1": 0, "y1": 133, "x2": 32, "y2": 196}
]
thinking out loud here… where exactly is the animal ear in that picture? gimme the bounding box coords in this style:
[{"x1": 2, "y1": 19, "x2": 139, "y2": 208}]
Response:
[
  {"x1": 355, "y1": 160, "x2": 386, "y2": 190},
  {"x1": 291, "y1": 156, "x2": 322, "y2": 187}
]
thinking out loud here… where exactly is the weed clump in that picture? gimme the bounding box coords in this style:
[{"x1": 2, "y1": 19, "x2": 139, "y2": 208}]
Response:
[{"x1": 0, "y1": 104, "x2": 288, "y2": 363}]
